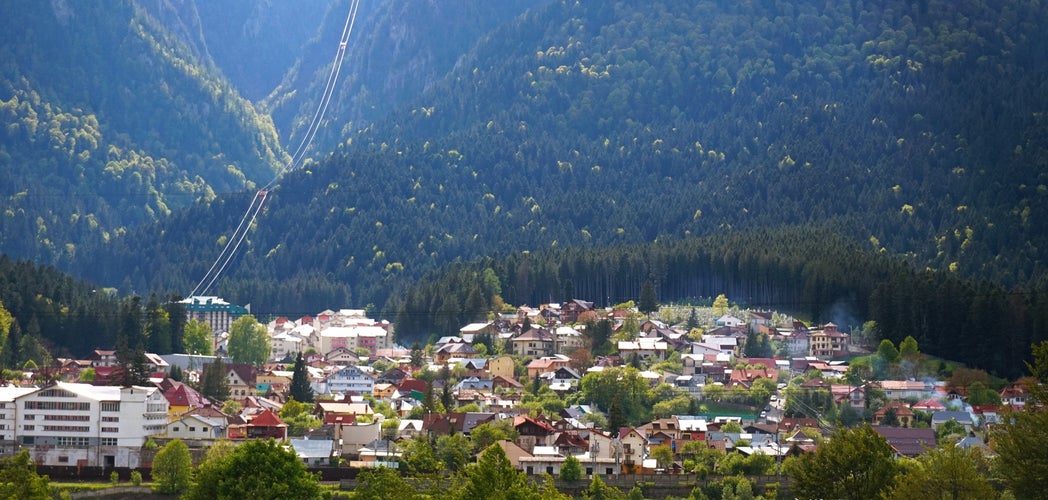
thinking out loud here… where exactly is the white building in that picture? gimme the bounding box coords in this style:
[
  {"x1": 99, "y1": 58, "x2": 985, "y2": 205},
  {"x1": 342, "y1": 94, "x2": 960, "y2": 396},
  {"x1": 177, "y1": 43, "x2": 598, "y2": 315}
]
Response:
[
  {"x1": 270, "y1": 331, "x2": 304, "y2": 361},
  {"x1": 14, "y1": 382, "x2": 168, "y2": 468},
  {"x1": 320, "y1": 366, "x2": 375, "y2": 396},
  {"x1": 318, "y1": 326, "x2": 390, "y2": 355},
  {"x1": 165, "y1": 413, "x2": 227, "y2": 441},
  {"x1": 0, "y1": 386, "x2": 37, "y2": 454}
]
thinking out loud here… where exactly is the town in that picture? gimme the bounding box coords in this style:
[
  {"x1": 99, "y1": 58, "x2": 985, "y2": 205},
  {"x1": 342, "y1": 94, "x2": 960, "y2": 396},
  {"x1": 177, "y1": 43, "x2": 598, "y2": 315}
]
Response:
[{"x1": 1, "y1": 292, "x2": 1037, "y2": 498}]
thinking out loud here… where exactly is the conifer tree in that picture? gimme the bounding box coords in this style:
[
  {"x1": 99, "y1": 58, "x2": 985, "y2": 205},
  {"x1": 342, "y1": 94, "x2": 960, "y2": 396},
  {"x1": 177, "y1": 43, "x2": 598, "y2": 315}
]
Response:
[
  {"x1": 201, "y1": 357, "x2": 230, "y2": 403},
  {"x1": 289, "y1": 352, "x2": 313, "y2": 403}
]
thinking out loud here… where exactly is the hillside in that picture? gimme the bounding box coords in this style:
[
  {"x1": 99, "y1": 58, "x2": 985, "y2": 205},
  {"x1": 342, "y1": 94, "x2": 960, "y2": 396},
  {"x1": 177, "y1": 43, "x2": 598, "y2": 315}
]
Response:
[
  {"x1": 65, "y1": 0, "x2": 1048, "y2": 317},
  {"x1": 0, "y1": 0, "x2": 287, "y2": 266}
]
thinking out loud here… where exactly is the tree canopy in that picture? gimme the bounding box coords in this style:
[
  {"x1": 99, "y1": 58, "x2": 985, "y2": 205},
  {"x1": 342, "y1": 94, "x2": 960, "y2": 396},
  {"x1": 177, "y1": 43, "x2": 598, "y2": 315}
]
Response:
[{"x1": 184, "y1": 439, "x2": 321, "y2": 500}]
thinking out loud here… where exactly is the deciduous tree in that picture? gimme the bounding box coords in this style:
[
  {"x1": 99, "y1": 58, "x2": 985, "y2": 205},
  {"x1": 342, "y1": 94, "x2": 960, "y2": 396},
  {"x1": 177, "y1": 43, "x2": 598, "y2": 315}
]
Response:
[
  {"x1": 183, "y1": 319, "x2": 212, "y2": 355},
  {"x1": 184, "y1": 438, "x2": 321, "y2": 500},
  {"x1": 884, "y1": 446, "x2": 994, "y2": 500},
  {"x1": 785, "y1": 425, "x2": 898, "y2": 500},
  {"x1": 560, "y1": 454, "x2": 582, "y2": 481},
  {"x1": 992, "y1": 341, "x2": 1048, "y2": 498},
  {"x1": 227, "y1": 315, "x2": 270, "y2": 366},
  {"x1": 152, "y1": 438, "x2": 191, "y2": 495},
  {"x1": 0, "y1": 449, "x2": 49, "y2": 500}
]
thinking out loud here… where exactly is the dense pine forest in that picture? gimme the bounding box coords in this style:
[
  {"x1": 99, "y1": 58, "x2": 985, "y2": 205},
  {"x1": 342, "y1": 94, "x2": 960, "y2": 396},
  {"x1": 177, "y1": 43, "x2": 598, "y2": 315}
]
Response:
[
  {"x1": 393, "y1": 226, "x2": 1048, "y2": 378},
  {"x1": 1, "y1": 1, "x2": 1047, "y2": 377}
]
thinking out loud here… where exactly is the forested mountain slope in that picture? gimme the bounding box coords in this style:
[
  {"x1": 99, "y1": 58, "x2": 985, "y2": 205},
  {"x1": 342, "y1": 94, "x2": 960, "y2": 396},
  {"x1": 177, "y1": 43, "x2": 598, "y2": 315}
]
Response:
[
  {"x1": 0, "y1": 1, "x2": 286, "y2": 265},
  {"x1": 265, "y1": 0, "x2": 549, "y2": 158},
  {"x1": 76, "y1": 0, "x2": 1048, "y2": 316}
]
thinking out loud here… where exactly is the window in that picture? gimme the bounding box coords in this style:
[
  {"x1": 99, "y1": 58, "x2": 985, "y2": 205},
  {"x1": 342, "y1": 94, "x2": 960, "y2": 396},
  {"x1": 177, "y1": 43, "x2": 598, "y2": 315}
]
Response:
[
  {"x1": 101, "y1": 438, "x2": 118, "y2": 446},
  {"x1": 102, "y1": 427, "x2": 119, "y2": 433},
  {"x1": 58, "y1": 456, "x2": 69, "y2": 463},
  {"x1": 25, "y1": 401, "x2": 90, "y2": 411},
  {"x1": 172, "y1": 426, "x2": 180, "y2": 432},
  {"x1": 102, "y1": 416, "x2": 119, "y2": 423},
  {"x1": 22, "y1": 425, "x2": 34, "y2": 431},
  {"x1": 43, "y1": 425, "x2": 90, "y2": 432},
  {"x1": 100, "y1": 401, "x2": 119, "y2": 412},
  {"x1": 56, "y1": 436, "x2": 90, "y2": 448},
  {"x1": 189, "y1": 427, "x2": 196, "y2": 432}
]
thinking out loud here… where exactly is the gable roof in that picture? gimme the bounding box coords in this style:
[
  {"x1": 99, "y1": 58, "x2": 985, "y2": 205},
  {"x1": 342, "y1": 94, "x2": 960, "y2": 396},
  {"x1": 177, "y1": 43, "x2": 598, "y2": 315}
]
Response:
[
  {"x1": 248, "y1": 408, "x2": 286, "y2": 427},
  {"x1": 872, "y1": 426, "x2": 936, "y2": 457}
]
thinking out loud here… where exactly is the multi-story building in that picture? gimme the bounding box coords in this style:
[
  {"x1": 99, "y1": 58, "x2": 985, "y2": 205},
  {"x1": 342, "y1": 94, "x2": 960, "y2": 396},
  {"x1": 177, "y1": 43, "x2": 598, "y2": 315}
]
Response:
[
  {"x1": 178, "y1": 296, "x2": 249, "y2": 337},
  {"x1": 809, "y1": 323, "x2": 849, "y2": 358},
  {"x1": 321, "y1": 366, "x2": 375, "y2": 396},
  {"x1": 319, "y1": 325, "x2": 391, "y2": 355},
  {"x1": 14, "y1": 382, "x2": 168, "y2": 468},
  {"x1": 0, "y1": 386, "x2": 37, "y2": 454}
]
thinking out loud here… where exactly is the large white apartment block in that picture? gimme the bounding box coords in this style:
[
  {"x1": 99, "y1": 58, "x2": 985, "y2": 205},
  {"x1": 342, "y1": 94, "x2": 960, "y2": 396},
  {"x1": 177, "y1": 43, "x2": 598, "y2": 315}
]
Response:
[{"x1": 14, "y1": 382, "x2": 168, "y2": 468}]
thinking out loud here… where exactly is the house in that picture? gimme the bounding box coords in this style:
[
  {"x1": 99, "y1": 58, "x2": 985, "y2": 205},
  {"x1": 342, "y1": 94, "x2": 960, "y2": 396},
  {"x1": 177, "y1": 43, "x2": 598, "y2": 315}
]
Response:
[
  {"x1": 488, "y1": 356, "x2": 516, "y2": 379},
  {"x1": 232, "y1": 408, "x2": 287, "y2": 440},
  {"x1": 87, "y1": 349, "x2": 119, "y2": 368},
  {"x1": 544, "y1": 367, "x2": 582, "y2": 392},
  {"x1": 334, "y1": 422, "x2": 381, "y2": 459},
  {"x1": 618, "y1": 427, "x2": 648, "y2": 473},
  {"x1": 872, "y1": 401, "x2": 916, "y2": 427},
  {"x1": 831, "y1": 384, "x2": 866, "y2": 409},
  {"x1": 526, "y1": 356, "x2": 570, "y2": 380},
  {"x1": 808, "y1": 323, "x2": 848, "y2": 358},
  {"x1": 166, "y1": 413, "x2": 227, "y2": 440},
  {"x1": 879, "y1": 380, "x2": 934, "y2": 401},
  {"x1": 716, "y1": 315, "x2": 746, "y2": 328},
  {"x1": 322, "y1": 365, "x2": 375, "y2": 396},
  {"x1": 357, "y1": 439, "x2": 401, "y2": 467},
  {"x1": 433, "y1": 342, "x2": 479, "y2": 364},
  {"x1": 639, "y1": 417, "x2": 680, "y2": 447},
  {"x1": 205, "y1": 362, "x2": 258, "y2": 399},
  {"x1": 156, "y1": 378, "x2": 209, "y2": 419},
  {"x1": 872, "y1": 426, "x2": 936, "y2": 458},
  {"x1": 459, "y1": 322, "x2": 496, "y2": 342},
  {"x1": 270, "y1": 332, "x2": 304, "y2": 362},
  {"x1": 288, "y1": 438, "x2": 337, "y2": 466},
  {"x1": 560, "y1": 299, "x2": 595, "y2": 324},
  {"x1": 514, "y1": 415, "x2": 556, "y2": 453},
  {"x1": 372, "y1": 383, "x2": 397, "y2": 400},
  {"x1": 999, "y1": 383, "x2": 1028, "y2": 408},
  {"x1": 512, "y1": 328, "x2": 556, "y2": 358},
  {"x1": 316, "y1": 401, "x2": 373, "y2": 425},
  {"x1": 555, "y1": 326, "x2": 586, "y2": 354},
  {"x1": 617, "y1": 339, "x2": 669, "y2": 360},
  {"x1": 375, "y1": 367, "x2": 409, "y2": 386},
  {"x1": 931, "y1": 411, "x2": 976, "y2": 433},
  {"x1": 14, "y1": 382, "x2": 169, "y2": 468}
]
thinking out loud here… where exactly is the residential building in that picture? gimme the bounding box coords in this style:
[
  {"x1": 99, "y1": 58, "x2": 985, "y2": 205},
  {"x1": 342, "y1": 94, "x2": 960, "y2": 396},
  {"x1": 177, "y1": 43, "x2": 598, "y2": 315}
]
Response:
[
  {"x1": 809, "y1": 323, "x2": 849, "y2": 358},
  {"x1": 319, "y1": 326, "x2": 390, "y2": 355},
  {"x1": 512, "y1": 328, "x2": 556, "y2": 358},
  {"x1": 321, "y1": 366, "x2": 375, "y2": 396},
  {"x1": 14, "y1": 382, "x2": 168, "y2": 468},
  {"x1": 165, "y1": 413, "x2": 227, "y2": 440}
]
